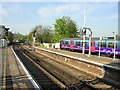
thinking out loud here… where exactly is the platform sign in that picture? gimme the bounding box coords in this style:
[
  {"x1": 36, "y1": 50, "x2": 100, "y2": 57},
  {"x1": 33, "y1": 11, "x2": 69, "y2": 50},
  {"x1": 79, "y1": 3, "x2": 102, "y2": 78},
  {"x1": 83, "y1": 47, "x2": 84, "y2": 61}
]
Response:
[
  {"x1": 102, "y1": 37, "x2": 107, "y2": 40},
  {"x1": 102, "y1": 37, "x2": 114, "y2": 40},
  {"x1": 107, "y1": 37, "x2": 114, "y2": 39}
]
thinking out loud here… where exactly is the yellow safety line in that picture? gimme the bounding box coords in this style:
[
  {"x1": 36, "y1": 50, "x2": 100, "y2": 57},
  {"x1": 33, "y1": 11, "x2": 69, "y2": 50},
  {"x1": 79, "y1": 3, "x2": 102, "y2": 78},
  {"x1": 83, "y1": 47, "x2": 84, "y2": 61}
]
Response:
[{"x1": 2, "y1": 47, "x2": 7, "y2": 89}]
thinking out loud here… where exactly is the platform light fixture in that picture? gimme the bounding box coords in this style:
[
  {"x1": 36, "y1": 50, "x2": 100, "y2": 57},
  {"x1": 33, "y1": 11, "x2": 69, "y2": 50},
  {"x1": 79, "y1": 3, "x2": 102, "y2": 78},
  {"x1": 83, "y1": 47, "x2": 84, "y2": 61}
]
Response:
[
  {"x1": 83, "y1": 27, "x2": 92, "y2": 57},
  {"x1": 112, "y1": 32, "x2": 116, "y2": 60}
]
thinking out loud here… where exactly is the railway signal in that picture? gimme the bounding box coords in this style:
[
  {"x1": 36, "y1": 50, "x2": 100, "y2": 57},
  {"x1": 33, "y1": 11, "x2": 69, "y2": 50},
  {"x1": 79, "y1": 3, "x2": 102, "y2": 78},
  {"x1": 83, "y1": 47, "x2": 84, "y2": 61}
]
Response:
[
  {"x1": 32, "y1": 30, "x2": 36, "y2": 44},
  {"x1": 32, "y1": 30, "x2": 36, "y2": 37},
  {"x1": 0, "y1": 25, "x2": 9, "y2": 47}
]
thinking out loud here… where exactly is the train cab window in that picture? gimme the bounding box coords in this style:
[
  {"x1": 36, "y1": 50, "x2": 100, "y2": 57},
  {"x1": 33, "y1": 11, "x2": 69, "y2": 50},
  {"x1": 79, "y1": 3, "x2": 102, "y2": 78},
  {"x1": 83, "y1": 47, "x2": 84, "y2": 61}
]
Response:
[
  {"x1": 108, "y1": 43, "x2": 118, "y2": 48},
  {"x1": 65, "y1": 41, "x2": 69, "y2": 45},
  {"x1": 76, "y1": 42, "x2": 81, "y2": 46},
  {"x1": 101, "y1": 42, "x2": 106, "y2": 48}
]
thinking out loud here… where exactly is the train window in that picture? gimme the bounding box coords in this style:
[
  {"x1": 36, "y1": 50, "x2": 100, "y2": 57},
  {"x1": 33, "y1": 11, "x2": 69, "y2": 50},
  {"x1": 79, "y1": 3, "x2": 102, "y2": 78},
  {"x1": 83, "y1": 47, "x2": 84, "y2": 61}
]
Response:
[
  {"x1": 76, "y1": 42, "x2": 81, "y2": 46},
  {"x1": 65, "y1": 41, "x2": 69, "y2": 45},
  {"x1": 98, "y1": 42, "x2": 101, "y2": 47},
  {"x1": 82, "y1": 42, "x2": 88, "y2": 46},
  {"x1": 101, "y1": 42, "x2": 106, "y2": 48},
  {"x1": 108, "y1": 43, "x2": 118, "y2": 48},
  {"x1": 116, "y1": 43, "x2": 118, "y2": 48},
  {"x1": 61, "y1": 41, "x2": 64, "y2": 45},
  {"x1": 108, "y1": 43, "x2": 114, "y2": 48},
  {"x1": 85, "y1": 42, "x2": 88, "y2": 46}
]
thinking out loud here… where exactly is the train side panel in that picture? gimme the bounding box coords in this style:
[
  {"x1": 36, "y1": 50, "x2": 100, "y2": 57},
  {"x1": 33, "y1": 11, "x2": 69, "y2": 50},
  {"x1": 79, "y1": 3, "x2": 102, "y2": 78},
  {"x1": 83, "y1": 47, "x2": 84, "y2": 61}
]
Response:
[
  {"x1": 60, "y1": 40, "x2": 70, "y2": 50},
  {"x1": 95, "y1": 41, "x2": 107, "y2": 54}
]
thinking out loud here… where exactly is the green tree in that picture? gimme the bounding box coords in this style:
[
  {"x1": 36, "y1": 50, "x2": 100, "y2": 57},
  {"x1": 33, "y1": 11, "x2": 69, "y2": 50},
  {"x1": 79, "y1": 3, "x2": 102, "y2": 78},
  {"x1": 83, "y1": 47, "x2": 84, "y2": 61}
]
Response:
[
  {"x1": 29, "y1": 25, "x2": 54, "y2": 43},
  {"x1": 54, "y1": 16, "x2": 79, "y2": 42},
  {"x1": 13, "y1": 33, "x2": 27, "y2": 43},
  {"x1": 8, "y1": 31, "x2": 13, "y2": 42},
  {"x1": 27, "y1": 32, "x2": 33, "y2": 43}
]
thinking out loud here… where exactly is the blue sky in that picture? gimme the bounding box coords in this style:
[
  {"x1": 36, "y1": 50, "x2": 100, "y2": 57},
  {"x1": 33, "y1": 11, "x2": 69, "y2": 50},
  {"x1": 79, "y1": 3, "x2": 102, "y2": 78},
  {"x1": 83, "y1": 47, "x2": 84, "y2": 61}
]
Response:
[{"x1": 0, "y1": 1, "x2": 118, "y2": 37}]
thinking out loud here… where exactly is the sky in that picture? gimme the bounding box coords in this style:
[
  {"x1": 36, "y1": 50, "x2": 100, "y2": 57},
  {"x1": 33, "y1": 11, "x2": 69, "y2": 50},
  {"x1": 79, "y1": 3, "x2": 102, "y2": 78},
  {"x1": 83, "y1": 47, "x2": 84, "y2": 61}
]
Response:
[{"x1": 0, "y1": 0, "x2": 119, "y2": 37}]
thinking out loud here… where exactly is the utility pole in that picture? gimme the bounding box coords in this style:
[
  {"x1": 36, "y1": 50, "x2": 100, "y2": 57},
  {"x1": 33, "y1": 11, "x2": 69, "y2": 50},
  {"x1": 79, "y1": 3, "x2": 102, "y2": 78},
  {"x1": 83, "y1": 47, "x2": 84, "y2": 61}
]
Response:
[
  {"x1": 82, "y1": 0, "x2": 87, "y2": 55},
  {"x1": 83, "y1": 27, "x2": 92, "y2": 57},
  {"x1": 113, "y1": 32, "x2": 116, "y2": 60},
  {"x1": 99, "y1": 37, "x2": 102, "y2": 58},
  {"x1": 88, "y1": 29, "x2": 92, "y2": 57}
]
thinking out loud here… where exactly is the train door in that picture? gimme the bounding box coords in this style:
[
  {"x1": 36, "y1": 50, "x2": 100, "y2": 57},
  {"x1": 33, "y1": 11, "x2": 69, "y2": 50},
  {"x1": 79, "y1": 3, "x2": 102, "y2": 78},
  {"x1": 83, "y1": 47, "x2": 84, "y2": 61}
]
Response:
[
  {"x1": 70, "y1": 41, "x2": 74, "y2": 49},
  {"x1": 60, "y1": 40, "x2": 64, "y2": 49},
  {"x1": 91, "y1": 41, "x2": 95, "y2": 52}
]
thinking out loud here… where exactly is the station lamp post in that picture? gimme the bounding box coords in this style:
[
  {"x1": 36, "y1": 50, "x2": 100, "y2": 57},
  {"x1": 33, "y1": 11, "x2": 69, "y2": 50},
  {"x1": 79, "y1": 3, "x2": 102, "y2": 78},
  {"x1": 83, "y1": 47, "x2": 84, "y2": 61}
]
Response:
[
  {"x1": 82, "y1": 28, "x2": 86, "y2": 55},
  {"x1": 82, "y1": 27, "x2": 92, "y2": 57},
  {"x1": 112, "y1": 32, "x2": 116, "y2": 60}
]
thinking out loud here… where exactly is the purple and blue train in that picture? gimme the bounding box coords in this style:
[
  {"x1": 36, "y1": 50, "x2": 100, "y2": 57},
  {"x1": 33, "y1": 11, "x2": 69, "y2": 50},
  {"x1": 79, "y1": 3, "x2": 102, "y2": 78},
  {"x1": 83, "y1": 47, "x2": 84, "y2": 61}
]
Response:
[{"x1": 60, "y1": 38, "x2": 120, "y2": 57}]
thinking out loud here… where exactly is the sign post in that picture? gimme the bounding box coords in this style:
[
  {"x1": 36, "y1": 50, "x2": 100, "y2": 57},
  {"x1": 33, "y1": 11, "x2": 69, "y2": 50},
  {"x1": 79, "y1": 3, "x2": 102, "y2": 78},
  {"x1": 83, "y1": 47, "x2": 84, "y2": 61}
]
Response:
[
  {"x1": 113, "y1": 32, "x2": 116, "y2": 60},
  {"x1": 82, "y1": 27, "x2": 92, "y2": 57},
  {"x1": 99, "y1": 37, "x2": 102, "y2": 58}
]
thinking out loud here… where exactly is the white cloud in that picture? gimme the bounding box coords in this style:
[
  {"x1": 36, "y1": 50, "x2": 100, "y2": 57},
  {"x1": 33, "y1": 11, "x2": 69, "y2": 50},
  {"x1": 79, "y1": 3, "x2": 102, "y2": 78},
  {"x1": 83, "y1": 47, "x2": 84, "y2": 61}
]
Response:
[{"x1": 37, "y1": 4, "x2": 82, "y2": 19}]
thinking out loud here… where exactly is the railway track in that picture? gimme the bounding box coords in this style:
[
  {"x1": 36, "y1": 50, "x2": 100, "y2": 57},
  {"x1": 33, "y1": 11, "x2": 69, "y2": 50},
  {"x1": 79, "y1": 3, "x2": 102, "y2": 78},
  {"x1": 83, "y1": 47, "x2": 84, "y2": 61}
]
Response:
[
  {"x1": 13, "y1": 44, "x2": 98, "y2": 90},
  {"x1": 13, "y1": 45, "x2": 63, "y2": 90}
]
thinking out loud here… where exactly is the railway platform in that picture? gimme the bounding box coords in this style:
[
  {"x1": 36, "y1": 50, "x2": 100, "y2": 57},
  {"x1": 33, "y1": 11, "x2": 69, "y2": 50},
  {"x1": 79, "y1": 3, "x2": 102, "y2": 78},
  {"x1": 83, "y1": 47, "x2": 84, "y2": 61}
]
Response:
[
  {"x1": 37, "y1": 46, "x2": 120, "y2": 68},
  {"x1": 1, "y1": 46, "x2": 37, "y2": 89}
]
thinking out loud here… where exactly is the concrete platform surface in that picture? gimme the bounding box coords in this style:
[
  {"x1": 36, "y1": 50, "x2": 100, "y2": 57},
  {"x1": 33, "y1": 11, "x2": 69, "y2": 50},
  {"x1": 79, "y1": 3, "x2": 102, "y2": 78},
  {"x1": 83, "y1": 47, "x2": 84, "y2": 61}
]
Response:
[{"x1": 2, "y1": 46, "x2": 36, "y2": 89}]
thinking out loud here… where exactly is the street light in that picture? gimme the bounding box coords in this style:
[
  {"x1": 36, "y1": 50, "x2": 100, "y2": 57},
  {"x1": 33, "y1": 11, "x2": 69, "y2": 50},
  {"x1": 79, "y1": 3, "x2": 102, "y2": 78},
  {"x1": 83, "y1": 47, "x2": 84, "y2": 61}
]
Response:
[
  {"x1": 82, "y1": 0, "x2": 87, "y2": 55},
  {"x1": 112, "y1": 32, "x2": 116, "y2": 60},
  {"x1": 82, "y1": 27, "x2": 86, "y2": 54}
]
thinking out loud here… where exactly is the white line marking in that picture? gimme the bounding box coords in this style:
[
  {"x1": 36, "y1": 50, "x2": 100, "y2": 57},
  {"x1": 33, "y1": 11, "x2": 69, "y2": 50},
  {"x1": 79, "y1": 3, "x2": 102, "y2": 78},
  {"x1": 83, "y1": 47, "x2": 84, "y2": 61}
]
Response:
[{"x1": 11, "y1": 46, "x2": 41, "y2": 89}]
